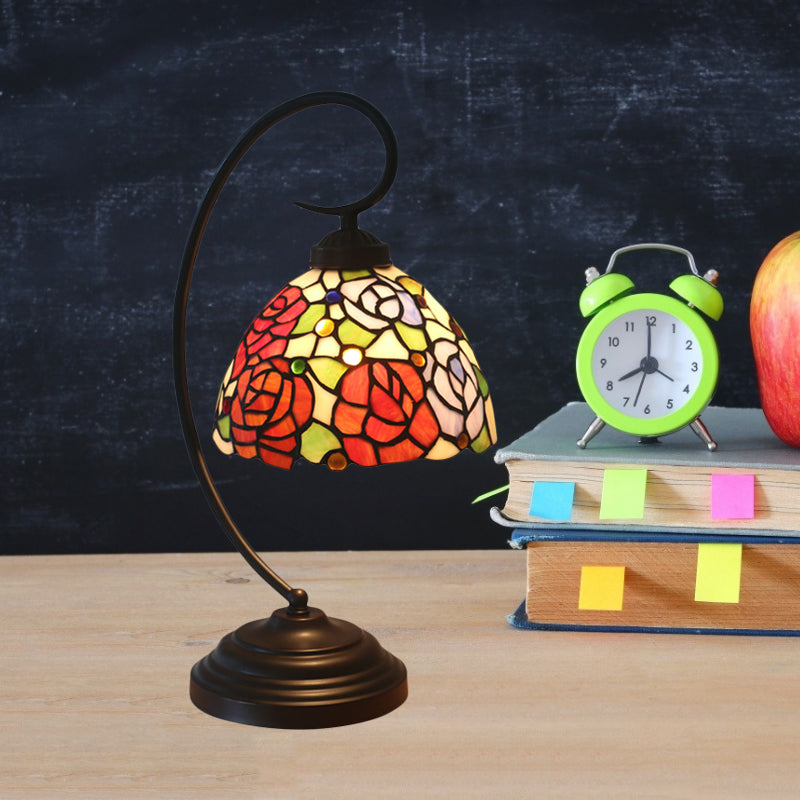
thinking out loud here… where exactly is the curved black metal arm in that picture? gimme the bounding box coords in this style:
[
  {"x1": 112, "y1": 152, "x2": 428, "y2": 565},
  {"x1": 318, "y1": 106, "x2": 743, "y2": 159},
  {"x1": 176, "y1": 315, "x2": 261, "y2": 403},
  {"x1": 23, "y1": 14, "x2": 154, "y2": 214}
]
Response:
[{"x1": 172, "y1": 92, "x2": 397, "y2": 608}]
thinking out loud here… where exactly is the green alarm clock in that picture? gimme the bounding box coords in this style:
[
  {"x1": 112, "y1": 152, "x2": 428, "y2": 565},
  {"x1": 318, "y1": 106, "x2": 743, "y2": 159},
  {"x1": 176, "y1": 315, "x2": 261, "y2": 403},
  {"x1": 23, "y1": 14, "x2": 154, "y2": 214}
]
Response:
[{"x1": 575, "y1": 243, "x2": 723, "y2": 450}]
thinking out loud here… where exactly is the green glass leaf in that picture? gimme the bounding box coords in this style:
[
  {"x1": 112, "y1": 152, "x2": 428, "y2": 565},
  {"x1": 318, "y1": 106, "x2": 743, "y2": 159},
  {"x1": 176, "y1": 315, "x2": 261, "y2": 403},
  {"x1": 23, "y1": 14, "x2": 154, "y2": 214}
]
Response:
[
  {"x1": 292, "y1": 303, "x2": 326, "y2": 335},
  {"x1": 338, "y1": 318, "x2": 377, "y2": 347},
  {"x1": 217, "y1": 415, "x2": 231, "y2": 440},
  {"x1": 395, "y1": 321, "x2": 427, "y2": 351},
  {"x1": 341, "y1": 269, "x2": 372, "y2": 281},
  {"x1": 307, "y1": 357, "x2": 350, "y2": 390},
  {"x1": 300, "y1": 422, "x2": 342, "y2": 463},
  {"x1": 470, "y1": 424, "x2": 492, "y2": 453},
  {"x1": 475, "y1": 366, "x2": 490, "y2": 398}
]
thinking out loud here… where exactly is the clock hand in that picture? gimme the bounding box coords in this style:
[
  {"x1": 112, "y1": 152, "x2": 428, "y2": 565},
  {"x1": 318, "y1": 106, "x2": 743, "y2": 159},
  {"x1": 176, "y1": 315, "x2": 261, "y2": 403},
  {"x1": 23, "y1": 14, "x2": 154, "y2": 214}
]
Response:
[
  {"x1": 633, "y1": 371, "x2": 647, "y2": 407},
  {"x1": 642, "y1": 319, "x2": 674, "y2": 382},
  {"x1": 618, "y1": 365, "x2": 644, "y2": 381},
  {"x1": 618, "y1": 319, "x2": 655, "y2": 384},
  {"x1": 617, "y1": 319, "x2": 666, "y2": 389}
]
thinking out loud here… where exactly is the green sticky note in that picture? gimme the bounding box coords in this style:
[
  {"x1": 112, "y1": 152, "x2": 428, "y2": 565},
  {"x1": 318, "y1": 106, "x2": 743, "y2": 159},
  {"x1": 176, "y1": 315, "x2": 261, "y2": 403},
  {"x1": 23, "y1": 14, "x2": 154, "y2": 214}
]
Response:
[
  {"x1": 578, "y1": 565, "x2": 626, "y2": 611},
  {"x1": 695, "y1": 543, "x2": 742, "y2": 603},
  {"x1": 599, "y1": 468, "x2": 647, "y2": 519}
]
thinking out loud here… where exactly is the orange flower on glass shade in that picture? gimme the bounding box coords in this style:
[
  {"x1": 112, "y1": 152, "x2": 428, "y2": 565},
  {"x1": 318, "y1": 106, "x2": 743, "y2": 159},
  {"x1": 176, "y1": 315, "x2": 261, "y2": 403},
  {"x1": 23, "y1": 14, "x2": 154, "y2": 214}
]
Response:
[
  {"x1": 228, "y1": 357, "x2": 314, "y2": 470},
  {"x1": 332, "y1": 361, "x2": 440, "y2": 466}
]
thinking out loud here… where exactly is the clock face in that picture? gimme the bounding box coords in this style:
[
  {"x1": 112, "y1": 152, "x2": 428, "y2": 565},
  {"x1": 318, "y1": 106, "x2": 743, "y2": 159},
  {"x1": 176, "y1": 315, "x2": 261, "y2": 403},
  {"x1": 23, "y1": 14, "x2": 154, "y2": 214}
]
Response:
[{"x1": 576, "y1": 293, "x2": 719, "y2": 436}]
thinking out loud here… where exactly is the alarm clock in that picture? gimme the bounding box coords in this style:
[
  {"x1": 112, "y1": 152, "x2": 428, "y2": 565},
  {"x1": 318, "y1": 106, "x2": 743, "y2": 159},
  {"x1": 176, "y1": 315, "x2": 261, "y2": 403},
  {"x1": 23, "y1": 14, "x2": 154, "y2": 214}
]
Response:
[{"x1": 575, "y1": 243, "x2": 723, "y2": 450}]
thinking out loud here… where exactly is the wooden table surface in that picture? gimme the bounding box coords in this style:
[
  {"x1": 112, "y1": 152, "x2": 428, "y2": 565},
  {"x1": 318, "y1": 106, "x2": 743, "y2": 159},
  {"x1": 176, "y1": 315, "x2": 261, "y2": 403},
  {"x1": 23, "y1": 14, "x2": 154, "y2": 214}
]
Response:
[{"x1": 3, "y1": 549, "x2": 800, "y2": 799}]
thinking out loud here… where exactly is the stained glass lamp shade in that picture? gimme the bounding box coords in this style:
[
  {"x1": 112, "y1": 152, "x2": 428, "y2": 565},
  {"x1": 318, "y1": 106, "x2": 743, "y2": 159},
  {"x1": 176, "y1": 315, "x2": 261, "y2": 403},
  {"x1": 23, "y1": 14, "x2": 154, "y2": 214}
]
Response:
[
  {"x1": 213, "y1": 264, "x2": 494, "y2": 471},
  {"x1": 173, "y1": 92, "x2": 496, "y2": 728}
]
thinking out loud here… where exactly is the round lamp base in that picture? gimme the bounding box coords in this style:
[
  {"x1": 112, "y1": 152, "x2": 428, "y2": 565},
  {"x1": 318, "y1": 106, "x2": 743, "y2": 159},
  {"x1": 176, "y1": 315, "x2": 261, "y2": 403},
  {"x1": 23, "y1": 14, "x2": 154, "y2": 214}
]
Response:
[{"x1": 189, "y1": 605, "x2": 408, "y2": 728}]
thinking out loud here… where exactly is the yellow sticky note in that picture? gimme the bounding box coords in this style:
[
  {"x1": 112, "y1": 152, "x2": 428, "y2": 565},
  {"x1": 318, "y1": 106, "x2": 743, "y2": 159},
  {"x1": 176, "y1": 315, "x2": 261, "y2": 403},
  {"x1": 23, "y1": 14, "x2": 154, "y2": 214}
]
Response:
[
  {"x1": 599, "y1": 468, "x2": 647, "y2": 519},
  {"x1": 695, "y1": 543, "x2": 742, "y2": 603},
  {"x1": 578, "y1": 565, "x2": 626, "y2": 611}
]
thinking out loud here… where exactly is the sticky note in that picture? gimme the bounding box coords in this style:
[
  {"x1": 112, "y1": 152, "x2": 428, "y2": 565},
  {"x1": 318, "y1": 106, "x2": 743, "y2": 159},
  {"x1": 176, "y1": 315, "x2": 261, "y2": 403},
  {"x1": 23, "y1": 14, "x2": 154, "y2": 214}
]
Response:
[
  {"x1": 695, "y1": 543, "x2": 742, "y2": 603},
  {"x1": 578, "y1": 565, "x2": 626, "y2": 611},
  {"x1": 711, "y1": 474, "x2": 755, "y2": 520},
  {"x1": 599, "y1": 469, "x2": 647, "y2": 519},
  {"x1": 529, "y1": 481, "x2": 575, "y2": 521}
]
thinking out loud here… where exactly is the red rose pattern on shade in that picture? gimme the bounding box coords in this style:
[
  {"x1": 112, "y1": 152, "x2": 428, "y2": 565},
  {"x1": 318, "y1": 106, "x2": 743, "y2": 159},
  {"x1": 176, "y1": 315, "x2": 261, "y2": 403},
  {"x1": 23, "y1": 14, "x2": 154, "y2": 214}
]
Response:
[
  {"x1": 229, "y1": 357, "x2": 313, "y2": 469},
  {"x1": 333, "y1": 361, "x2": 439, "y2": 466},
  {"x1": 213, "y1": 265, "x2": 496, "y2": 470},
  {"x1": 238, "y1": 285, "x2": 307, "y2": 369}
]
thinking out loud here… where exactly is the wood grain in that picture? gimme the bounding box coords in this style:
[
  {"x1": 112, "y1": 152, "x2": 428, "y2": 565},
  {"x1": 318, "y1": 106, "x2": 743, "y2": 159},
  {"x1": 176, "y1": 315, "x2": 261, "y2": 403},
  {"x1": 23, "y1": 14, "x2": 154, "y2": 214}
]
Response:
[{"x1": 3, "y1": 550, "x2": 800, "y2": 799}]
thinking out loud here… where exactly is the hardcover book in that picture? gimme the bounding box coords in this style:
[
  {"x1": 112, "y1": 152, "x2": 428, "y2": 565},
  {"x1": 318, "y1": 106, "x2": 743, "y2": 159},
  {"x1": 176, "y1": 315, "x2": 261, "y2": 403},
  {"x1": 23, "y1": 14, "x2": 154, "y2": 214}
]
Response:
[
  {"x1": 492, "y1": 402, "x2": 800, "y2": 537},
  {"x1": 508, "y1": 530, "x2": 800, "y2": 635}
]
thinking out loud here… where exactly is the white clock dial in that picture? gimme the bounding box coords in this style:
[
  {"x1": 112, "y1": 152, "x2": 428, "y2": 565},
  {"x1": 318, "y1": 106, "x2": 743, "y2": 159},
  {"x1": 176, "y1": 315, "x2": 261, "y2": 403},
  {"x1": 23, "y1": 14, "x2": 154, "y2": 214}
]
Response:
[{"x1": 590, "y1": 309, "x2": 703, "y2": 420}]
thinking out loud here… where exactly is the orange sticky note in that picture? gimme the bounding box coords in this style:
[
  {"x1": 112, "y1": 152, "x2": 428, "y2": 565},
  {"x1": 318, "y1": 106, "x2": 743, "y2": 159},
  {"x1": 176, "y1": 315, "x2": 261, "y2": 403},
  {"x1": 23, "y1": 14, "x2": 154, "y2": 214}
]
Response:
[
  {"x1": 578, "y1": 565, "x2": 626, "y2": 611},
  {"x1": 695, "y1": 543, "x2": 742, "y2": 603}
]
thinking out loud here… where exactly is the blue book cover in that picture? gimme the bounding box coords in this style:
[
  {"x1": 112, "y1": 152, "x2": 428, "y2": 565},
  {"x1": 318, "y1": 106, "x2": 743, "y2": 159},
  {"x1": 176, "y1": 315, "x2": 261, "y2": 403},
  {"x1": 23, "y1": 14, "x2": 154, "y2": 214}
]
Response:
[{"x1": 508, "y1": 528, "x2": 800, "y2": 636}]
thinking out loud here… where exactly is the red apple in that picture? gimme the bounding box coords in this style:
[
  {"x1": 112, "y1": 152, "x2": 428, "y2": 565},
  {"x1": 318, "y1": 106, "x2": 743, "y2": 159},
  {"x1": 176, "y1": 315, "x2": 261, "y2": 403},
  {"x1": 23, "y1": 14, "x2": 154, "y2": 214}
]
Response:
[{"x1": 750, "y1": 231, "x2": 800, "y2": 446}]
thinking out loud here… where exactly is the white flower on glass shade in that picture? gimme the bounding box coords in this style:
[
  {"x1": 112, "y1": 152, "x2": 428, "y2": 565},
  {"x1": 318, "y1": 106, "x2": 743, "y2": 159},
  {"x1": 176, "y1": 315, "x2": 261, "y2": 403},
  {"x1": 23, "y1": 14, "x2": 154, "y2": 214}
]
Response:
[
  {"x1": 340, "y1": 274, "x2": 422, "y2": 331},
  {"x1": 424, "y1": 339, "x2": 488, "y2": 446}
]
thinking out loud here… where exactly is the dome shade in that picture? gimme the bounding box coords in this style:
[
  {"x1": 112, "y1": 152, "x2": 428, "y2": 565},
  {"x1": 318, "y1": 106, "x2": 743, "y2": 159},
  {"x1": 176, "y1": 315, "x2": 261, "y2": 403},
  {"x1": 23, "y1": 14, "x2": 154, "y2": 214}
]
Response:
[{"x1": 212, "y1": 263, "x2": 496, "y2": 470}]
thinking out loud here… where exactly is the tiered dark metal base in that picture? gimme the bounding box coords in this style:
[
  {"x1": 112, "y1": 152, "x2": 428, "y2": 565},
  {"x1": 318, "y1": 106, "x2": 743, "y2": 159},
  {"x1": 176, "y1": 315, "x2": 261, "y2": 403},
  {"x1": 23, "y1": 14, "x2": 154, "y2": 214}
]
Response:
[{"x1": 189, "y1": 605, "x2": 408, "y2": 729}]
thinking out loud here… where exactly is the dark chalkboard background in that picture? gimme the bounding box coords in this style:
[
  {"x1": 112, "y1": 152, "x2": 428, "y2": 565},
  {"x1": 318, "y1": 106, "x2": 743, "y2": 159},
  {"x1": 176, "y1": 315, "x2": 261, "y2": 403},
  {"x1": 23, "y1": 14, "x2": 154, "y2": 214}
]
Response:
[{"x1": 3, "y1": 1, "x2": 799, "y2": 555}]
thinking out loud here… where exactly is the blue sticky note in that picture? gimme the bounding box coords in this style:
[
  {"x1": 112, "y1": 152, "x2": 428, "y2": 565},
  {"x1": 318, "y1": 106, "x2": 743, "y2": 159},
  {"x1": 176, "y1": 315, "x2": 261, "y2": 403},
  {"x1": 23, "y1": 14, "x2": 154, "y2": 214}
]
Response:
[{"x1": 529, "y1": 481, "x2": 575, "y2": 521}]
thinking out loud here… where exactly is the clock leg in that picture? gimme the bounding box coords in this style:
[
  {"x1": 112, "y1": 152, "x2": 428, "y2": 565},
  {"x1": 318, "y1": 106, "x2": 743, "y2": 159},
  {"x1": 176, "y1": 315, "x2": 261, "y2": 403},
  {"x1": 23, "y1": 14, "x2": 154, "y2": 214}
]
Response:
[
  {"x1": 577, "y1": 416, "x2": 605, "y2": 449},
  {"x1": 689, "y1": 417, "x2": 717, "y2": 451}
]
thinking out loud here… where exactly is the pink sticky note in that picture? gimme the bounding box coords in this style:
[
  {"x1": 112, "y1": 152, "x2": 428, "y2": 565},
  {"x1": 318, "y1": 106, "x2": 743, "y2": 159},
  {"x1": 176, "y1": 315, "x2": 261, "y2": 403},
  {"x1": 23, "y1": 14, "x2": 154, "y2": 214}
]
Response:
[{"x1": 711, "y1": 474, "x2": 755, "y2": 520}]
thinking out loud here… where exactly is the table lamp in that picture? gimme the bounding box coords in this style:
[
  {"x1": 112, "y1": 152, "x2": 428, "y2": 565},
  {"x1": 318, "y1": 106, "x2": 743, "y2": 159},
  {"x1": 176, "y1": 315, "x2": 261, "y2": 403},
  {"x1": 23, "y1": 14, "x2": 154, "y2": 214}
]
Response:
[{"x1": 173, "y1": 91, "x2": 496, "y2": 728}]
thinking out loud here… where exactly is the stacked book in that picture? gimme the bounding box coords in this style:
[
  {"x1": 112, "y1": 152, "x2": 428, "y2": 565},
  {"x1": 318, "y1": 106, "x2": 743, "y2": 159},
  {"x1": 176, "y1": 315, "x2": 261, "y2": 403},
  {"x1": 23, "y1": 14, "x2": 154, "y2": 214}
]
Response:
[{"x1": 492, "y1": 402, "x2": 800, "y2": 635}]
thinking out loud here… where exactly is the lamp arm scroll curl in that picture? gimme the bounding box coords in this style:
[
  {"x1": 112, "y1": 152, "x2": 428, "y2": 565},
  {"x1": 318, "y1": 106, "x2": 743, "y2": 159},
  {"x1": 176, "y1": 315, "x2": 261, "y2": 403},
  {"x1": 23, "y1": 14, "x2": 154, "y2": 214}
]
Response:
[{"x1": 172, "y1": 91, "x2": 398, "y2": 609}]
